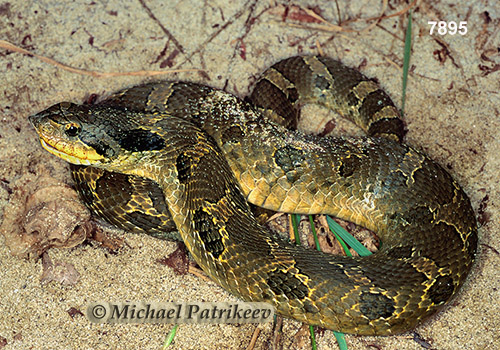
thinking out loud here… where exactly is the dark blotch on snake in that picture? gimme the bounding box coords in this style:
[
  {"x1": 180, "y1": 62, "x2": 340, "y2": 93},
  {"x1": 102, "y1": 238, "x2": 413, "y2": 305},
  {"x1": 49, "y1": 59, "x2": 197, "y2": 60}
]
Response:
[
  {"x1": 176, "y1": 152, "x2": 194, "y2": 185},
  {"x1": 386, "y1": 245, "x2": 414, "y2": 260},
  {"x1": 287, "y1": 87, "x2": 299, "y2": 104},
  {"x1": 338, "y1": 155, "x2": 362, "y2": 178},
  {"x1": 193, "y1": 208, "x2": 225, "y2": 259},
  {"x1": 368, "y1": 117, "x2": 406, "y2": 141},
  {"x1": 116, "y1": 128, "x2": 165, "y2": 152},
  {"x1": 359, "y1": 292, "x2": 396, "y2": 320},
  {"x1": 274, "y1": 145, "x2": 305, "y2": 173},
  {"x1": 266, "y1": 269, "x2": 309, "y2": 300},
  {"x1": 346, "y1": 90, "x2": 361, "y2": 108},
  {"x1": 358, "y1": 89, "x2": 396, "y2": 122},
  {"x1": 147, "y1": 181, "x2": 170, "y2": 217},
  {"x1": 427, "y1": 275, "x2": 455, "y2": 305},
  {"x1": 314, "y1": 75, "x2": 331, "y2": 90},
  {"x1": 251, "y1": 79, "x2": 297, "y2": 127}
]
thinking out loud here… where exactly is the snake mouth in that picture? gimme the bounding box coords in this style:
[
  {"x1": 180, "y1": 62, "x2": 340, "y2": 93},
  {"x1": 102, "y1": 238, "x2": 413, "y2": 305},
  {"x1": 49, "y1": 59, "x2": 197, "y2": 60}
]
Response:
[{"x1": 38, "y1": 137, "x2": 96, "y2": 166}]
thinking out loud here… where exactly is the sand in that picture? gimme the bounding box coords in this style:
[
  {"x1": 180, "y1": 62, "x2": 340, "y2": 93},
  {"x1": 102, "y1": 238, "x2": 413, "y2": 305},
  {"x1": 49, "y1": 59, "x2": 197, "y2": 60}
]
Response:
[{"x1": 0, "y1": 1, "x2": 499, "y2": 349}]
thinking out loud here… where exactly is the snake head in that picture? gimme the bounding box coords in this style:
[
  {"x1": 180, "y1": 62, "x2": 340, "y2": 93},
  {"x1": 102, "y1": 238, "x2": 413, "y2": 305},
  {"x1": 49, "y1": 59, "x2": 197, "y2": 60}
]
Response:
[
  {"x1": 29, "y1": 102, "x2": 121, "y2": 166},
  {"x1": 30, "y1": 102, "x2": 167, "y2": 174}
]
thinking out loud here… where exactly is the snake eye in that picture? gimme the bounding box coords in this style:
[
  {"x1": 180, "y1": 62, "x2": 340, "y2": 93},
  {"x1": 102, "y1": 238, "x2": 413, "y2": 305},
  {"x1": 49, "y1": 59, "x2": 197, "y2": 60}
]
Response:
[{"x1": 65, "y1": 123, "x2": 81, "y2": 137}]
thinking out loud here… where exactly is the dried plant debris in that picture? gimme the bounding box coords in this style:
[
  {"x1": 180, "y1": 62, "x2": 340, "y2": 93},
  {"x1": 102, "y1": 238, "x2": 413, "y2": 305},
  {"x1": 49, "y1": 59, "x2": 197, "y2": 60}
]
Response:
[
  {"x1": 40, "y1": 252, "x2": 80, "y2": 286},
  {"x1": 67, "y1": 307, "x2": 85, "y2": 319},
  {"x1": 0, "y1": 336, "x2": 7, "y2": 348},
  {"x1": 90, "y1": 227, "x2": 125, "y2": 253},
  {"x1": 0, "y1": 172, "x2": 94, "y2": 258},
  {"x1": 157, "y1": 242, "x2": 190, "y2": 275}
]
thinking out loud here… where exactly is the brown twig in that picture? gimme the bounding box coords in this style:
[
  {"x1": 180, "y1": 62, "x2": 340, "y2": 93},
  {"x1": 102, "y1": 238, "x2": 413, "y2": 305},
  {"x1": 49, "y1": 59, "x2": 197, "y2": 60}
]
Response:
[
  {"x1": 188, "y1": 265, "x2": 212, "y2": 282},
  {"x1": 266, "y1": 212, "x2": 286, "y2": 222},
  {"x1": 137, "y1": 0, "x2": 186, "y2": 55},
  {"x1": 0, "y1": 40, "x2": 200, "y2": 78},
  {"x1": 288, "y1": 214, "x2": 295, "y2": 242},
  {"x1": 245, "y1": 326, "x2": 261, "y2": 350},
  {"x1": 271, "y1": 316, "x2": 283, "y2": 349}
]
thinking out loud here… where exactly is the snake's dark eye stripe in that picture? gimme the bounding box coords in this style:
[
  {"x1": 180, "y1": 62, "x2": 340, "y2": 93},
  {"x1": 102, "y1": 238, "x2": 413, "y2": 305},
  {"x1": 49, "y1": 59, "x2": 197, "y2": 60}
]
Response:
[
  {"x1": 116, "y1": 128, "x2": 165, "y2": 152},
  {"x1": 65, "y1": 123, "x2": 81, "y2": 137}
]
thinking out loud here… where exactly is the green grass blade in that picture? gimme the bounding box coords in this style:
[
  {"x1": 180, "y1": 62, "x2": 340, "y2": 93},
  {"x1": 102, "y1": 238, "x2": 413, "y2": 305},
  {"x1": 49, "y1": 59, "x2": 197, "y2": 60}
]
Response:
[
  {"x1": 401, "y1": 10, "x2": 412, "y2": 115},
  {"x1": 328, "y1": 222, "x2": 352, "y2": 257},
  {"x1": 308, "y1": 215, "x2": 321, "y2": 251},
  {"x1": 291, "y1": 213, "x2": 301, "y2": 245},
  {"x1": 309, "y1": 325, "x2": 317, "y2": 350},
  {"x1": 161, "y1": 324, "x2": 178, "y2": 349},
  {"x1": 326, "y1": 216, "x2": 372, "y2": 256},
  {"x1": 333, "y1": 331, "x2": 348, "y2": 350}
]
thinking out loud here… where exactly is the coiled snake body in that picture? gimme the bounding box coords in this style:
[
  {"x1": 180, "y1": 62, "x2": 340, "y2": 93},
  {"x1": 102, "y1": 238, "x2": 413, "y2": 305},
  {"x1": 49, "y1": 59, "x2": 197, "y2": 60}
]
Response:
[{"x1": 30, "y1": 56, "x2": 477, "y2": 335}]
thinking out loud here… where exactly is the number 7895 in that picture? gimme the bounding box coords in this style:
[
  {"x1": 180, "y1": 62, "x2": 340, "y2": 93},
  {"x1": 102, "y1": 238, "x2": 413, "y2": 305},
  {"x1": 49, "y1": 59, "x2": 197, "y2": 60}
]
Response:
[{"x1": 428, "y1": 21, "x2": 467, "y2": 35}]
